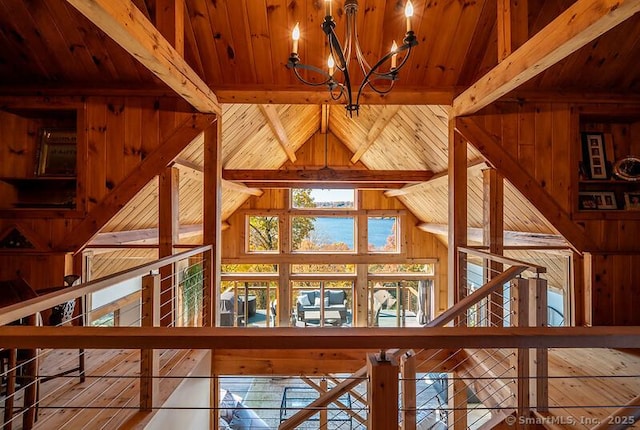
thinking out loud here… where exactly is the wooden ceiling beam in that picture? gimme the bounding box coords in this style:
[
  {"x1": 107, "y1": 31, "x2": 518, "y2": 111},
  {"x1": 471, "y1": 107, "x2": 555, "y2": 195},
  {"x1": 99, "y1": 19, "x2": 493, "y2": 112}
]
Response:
[
  {"x1": 61, "y1": 114, "x2": 216, "y2": 252},
  {"x1": 497, "y1": 0, "x2": 528, "y2": 62},
  {"x1": 211, "y1": 86, "x2": 457, "y2": 105},
  {"x1": 65, "y1": 0, "x2": 220, "y2": 114},
  {"x1": 154, "y1": 0, "x2": 184, "y2": 56},
  {"x1": 351, "y1": 106, "x2": 401, "y2": 164},
  {"x1": 452, "y1": 0, "x2": 640, "y2": 116},
  {"x1": 223, "y1": 169, "x2": 434, "y2": 185},
  {"x1": 258, "y1": 105, "x2": 297, "y2": 163},
  {"x1": 88, "y1": 223, "x2": 229, "y2": 246},
  {"x1": 172, "y1": 158, "x2": 263, "y2": 196},
  {"x1": 455, "y1": 117, "x2": 591, "y2": 251},
  {"x1": 320, "y1": 105, "x2": 329, "y2": 134},
  {"x1": 229, "y1": 181, "x2": 408, "y2": 190},
  {"x1": 418, "y1": 223, "x2": 567, "y2": 247},
  {"x1": 385, "y1": 158, "x2": 486, "y2": 197}
]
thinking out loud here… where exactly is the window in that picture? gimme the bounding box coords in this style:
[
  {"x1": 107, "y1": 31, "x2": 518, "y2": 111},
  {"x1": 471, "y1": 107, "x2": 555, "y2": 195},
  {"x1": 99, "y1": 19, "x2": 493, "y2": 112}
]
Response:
[
  {"x1": 247, "y1": 216, "x2": 279, "y2": 253},
  {"x1": 368, "y1": 216, "x2": 399, "y2": 253},
  {"x1": 291, "y1": 188, "x2": 355, "y2": 209},
  {"x1": 291, "y1": 216, "x2": 355, "y2": 252}
]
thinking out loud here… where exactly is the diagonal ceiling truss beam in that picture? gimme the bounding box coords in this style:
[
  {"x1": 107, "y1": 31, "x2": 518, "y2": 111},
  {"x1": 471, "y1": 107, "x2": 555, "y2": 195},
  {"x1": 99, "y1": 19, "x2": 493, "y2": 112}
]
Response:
[
  {"x1": 65, "y1": 0, "x2": 220, "y2": 114},
  {"x1": 452, "y1": 0, "x2": 640, "y2": 116},
  {"x1": 259, "y1": 105, "x2": 297, "y2": 162}
]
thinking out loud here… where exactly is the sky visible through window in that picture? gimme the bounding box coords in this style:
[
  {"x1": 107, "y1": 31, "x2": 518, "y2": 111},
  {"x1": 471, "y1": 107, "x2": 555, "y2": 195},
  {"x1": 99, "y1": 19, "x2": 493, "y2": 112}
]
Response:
[{"x1": 309, "y1": 189, "x2": 354, "y2": 204}]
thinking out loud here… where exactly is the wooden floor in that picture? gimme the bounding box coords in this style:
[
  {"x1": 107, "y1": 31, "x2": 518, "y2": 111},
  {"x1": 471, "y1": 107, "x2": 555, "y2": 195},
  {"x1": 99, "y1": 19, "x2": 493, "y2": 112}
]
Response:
[
  {"x1": 543, "y1": 348, "x2": 640, "y2": 429},
  {"x1": 2, "y1": 348, "x2": 206, "y2": 430},
  {"x1": 4, "y1": 347, "x2": 640, "y2": 429}
]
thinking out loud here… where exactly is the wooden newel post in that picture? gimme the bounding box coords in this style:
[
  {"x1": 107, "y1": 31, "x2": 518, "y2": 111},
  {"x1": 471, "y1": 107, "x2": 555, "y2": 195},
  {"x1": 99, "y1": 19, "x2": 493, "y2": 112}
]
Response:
[
  {"x1": 140, "y1": 273, "x2": 160, "y2": 411},
  {"x1": 511, "y1": 277, "x2": 530, "y2": 422},
  {"x1": 532, "y1": 277, "x2": 549, "y2": 413},
  {"x1": 367, "y1": 352, "x2": 399, "y2": 430},
  {"x1": 400, "y1": 352, "x2": 417, "y2": 430}
]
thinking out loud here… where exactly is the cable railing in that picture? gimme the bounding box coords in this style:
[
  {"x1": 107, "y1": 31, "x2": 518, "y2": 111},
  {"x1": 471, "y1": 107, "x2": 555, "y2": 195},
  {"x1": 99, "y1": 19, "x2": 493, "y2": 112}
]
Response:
[
  {"x1": 0, "y1": 246, "x2": 212, "y2": 430},
  {"x1": 3, "y1": 247, "x2": 640, "y2": 429}
]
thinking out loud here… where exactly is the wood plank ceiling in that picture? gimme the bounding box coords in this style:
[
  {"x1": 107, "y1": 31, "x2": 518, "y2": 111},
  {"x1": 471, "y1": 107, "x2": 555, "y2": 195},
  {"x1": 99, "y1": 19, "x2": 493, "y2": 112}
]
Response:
[{"x1": 1, "y1": 0, "x2": 636, "y2": 285}]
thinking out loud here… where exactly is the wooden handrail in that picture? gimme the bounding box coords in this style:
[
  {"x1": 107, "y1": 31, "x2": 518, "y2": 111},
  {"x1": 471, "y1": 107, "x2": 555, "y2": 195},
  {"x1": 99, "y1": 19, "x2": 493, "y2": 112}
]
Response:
[
  {"x1": 428, "y1": 266, "x2": 526, "y2": 327},
  {"x1": 458, "y1": 247, "x2": 547, "y2": 273},
  {"x1": 2, "y1": 327, "x2": 640, "y2": 350},
  {"x1": 0, "y1": 245, "x2": 212, "y2": 326}
]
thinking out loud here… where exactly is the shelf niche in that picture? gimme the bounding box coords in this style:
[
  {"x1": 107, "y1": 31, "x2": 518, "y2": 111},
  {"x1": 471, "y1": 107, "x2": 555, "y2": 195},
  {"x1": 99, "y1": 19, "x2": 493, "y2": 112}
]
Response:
[
  {"x1": 577, "y1": 111, "x2": 640, "y2": 215},
  {"x1": 0, "y1": 107, "x2": 78, "y2": 211}
]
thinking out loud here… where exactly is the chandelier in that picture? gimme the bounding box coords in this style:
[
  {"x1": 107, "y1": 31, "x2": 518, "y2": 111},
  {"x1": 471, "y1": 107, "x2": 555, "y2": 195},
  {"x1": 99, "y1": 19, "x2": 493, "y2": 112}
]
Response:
[{"x1": 287, "y1": 0, "x2": 418, "y2": 116}]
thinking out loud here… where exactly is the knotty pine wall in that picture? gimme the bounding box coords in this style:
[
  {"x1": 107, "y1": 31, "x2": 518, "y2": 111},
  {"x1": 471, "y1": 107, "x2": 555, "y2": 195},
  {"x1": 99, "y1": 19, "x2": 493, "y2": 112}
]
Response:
[
  {"x1": 0, "y1": 96, "x2": 194, "y2": 290},
  {"x1": 474, "y1": 102, "x2": 640, "y2": 325}
]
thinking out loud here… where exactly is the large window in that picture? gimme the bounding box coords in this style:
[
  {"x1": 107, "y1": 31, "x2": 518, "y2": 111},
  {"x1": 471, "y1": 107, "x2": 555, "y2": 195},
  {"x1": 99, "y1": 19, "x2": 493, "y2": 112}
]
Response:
[
  {"x1": 291, "y1": 216, "x2": 355, "y2": 252},
  {"x1": 291, "y1": 281, "x2": 353, "y2": 327},
  {"x1": 247, "y1": 215, "x2": 279, "y2": 253}
]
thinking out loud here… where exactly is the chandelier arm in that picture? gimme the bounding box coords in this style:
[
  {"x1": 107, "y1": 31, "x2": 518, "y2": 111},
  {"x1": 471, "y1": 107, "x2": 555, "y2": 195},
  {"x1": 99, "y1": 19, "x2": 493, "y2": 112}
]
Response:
[{"x1": 289, "y1": 63, "x2": 334, "y2": 87}]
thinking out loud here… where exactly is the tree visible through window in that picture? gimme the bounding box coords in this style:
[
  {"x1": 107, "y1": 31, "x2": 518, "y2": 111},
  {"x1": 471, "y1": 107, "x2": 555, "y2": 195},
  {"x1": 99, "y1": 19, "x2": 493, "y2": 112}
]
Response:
[{"x1": 248, "y1": 216, "x2": 279, "y2": 252}]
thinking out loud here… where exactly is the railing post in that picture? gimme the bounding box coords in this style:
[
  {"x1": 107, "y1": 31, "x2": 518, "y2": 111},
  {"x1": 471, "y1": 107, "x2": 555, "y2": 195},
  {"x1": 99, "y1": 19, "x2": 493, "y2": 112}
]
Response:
[
  {"x1": 320, "y1": 378, "x2": 328, "y2": 428},
  {"x1": 210, "y1": 349, "x2": 219, "y2": 430},
  {"x1": 400, "y1": 352, "x2": 416, "y2": 430},
  {"x1": 22, "y1": 313, "x2": 38, "y2": 430},
  {"x1": 532, "y1": 277, "x2": 548, "y2": 413},
  {"x1": 367, "y1": 352, "x2": 398, "y2": 430},
  {"x1": 140, "y1": 273, "x2": 160, "y2": 411},
  {"x1": 448, "y1": 371, "x2": 467, "y2": 430},
  {"x1": 511, "y1": 277, "x2": 531, "y2": 424},
  {"x1": 203, "y1": 248, "x2": 214, "y2": 327}
]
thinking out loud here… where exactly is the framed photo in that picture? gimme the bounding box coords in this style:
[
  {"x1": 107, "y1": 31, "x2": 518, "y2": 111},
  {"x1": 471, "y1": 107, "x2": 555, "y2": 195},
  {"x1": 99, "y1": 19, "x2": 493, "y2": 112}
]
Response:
[
  {"x1": 581, "y1": 132, "x2": 609, "y2": 179},
  {"x1": 624, "y1": 192, "x2": 640, "y2": 210},
  {"x1": 35, "y1": 128, "x2": 77, "y2": 176},
  {"x1": 578, "y1": 191, "x2": 617, "y2": 210}
]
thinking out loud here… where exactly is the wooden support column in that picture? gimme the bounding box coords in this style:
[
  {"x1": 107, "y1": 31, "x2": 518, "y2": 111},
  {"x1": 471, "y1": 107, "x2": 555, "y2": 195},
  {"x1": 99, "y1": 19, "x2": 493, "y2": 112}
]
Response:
[
  {"x1": 532, "y1": 277, "x2": 549, "y2": 413},
  {"x1": 320, "y1": 379, "x2": 328, "y2": 428},
  {"x1": 140, "y1": 274, "x2": 160, "y2": 411},
  {"x1": 356, "y1": 190, "x2": 368, "y2": 327},
  {"x1": 159, "y1": 166, "x2": 179, "y2": 326},
  {"x1": 21, "y1": 313, "x2": 38, "y2": 430},
  {"x1": 367, "y1": 352, "x2": 399, "y2": 430},
  {"x1": 278, "y1": 193, "x2": 292, "y2": 327},
  {"x1": 203, "y1": 117, "x2": 222, "y2": 327},
  {"x1": 497, "y1": 0, "x2": 528, "y2": 62},
  {"x1": 483, "y1": 168, "x2": 504, "y2": 327},
  {"x1": 449, "y1": 372, "x2": 467, "y2": 430},
  {"x1": 572, "y1": 252, "x2": 588, "y2": 326},
  {"x1": 155, "y1": 0, "x2": 184, "y2": 56},
  {"x1": 448, "y1": 120, "x2": 467, "y2": 310},
  {"x1": 511, "y1": 278, "x2": 530, "y2": 420},
  {"x1": 400, "y1": 352, "x2": 417, "y2": 430}
]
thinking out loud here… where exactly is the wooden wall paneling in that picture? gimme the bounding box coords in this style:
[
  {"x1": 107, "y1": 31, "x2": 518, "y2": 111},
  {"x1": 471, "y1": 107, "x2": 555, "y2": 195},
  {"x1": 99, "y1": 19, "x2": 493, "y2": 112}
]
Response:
[
  {"x1": 159, "y1": 166, "x2": 179, "y2": 327},
  {"x1": 589, "y1": 254, "x2": 614, "y2": 326},
  {"x1": 631, "y1": 255, "x2": 640, "y2": 325},
  {"x1": 534, "y1": 103, "x2": 554, "y2": 197},
  {"x1": 517, "y1": 103, "x2": 536, "y2": 168},
  {"x1": 265, "y1": 0, "x2": 292, "y2": 86},
  {"x1": 86, "y1": 99, "x2": 108, "y2": 212},
  {"x1": 123, "y1": 97, "x2": 144, "y2": 175},
  {"x1": 106, "y1": 97, "x2": 127, "y2": 187},
  {"x1": 0, "y1": 110, "x2": 30, "y2": 178},
  {"x1": 155, "y1": 0, "x2": 185, "y2": 56}
]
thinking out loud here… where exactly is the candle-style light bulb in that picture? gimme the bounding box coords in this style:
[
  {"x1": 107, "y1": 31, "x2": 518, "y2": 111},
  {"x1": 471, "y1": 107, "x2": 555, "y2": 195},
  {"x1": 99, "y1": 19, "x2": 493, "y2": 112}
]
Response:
[
  {"x1": 291, "y1": 23, "x2": 300, "y2": 54},
  {"x1": 390, "y1": 41, "x2": 398, "y2": 69},
  {"x1": 328, "y1": 53, "x2": 335, "y2": 76},
  {"x1": 405, "y1": 0, "x2": 414, "y2": 32},
  {"x1": 325, "y1": 0, "x2": 332, "y2": 17}
]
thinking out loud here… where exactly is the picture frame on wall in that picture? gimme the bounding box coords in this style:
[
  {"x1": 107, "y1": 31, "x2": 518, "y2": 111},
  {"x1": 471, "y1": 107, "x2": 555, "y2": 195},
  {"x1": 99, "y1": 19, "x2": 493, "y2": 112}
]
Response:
[
  {"x1": 35, "y1": 128, "x2": 77, "y2": 177},
  {"x1": 578, "y1": 191, "x2": 618, "y2": 210},
  {"x1": 624, "y1": 192, "x2": 640, "y2": 210},
  {"x1": 581, "y1": 132, "x2": 609, "y2": 180}
]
